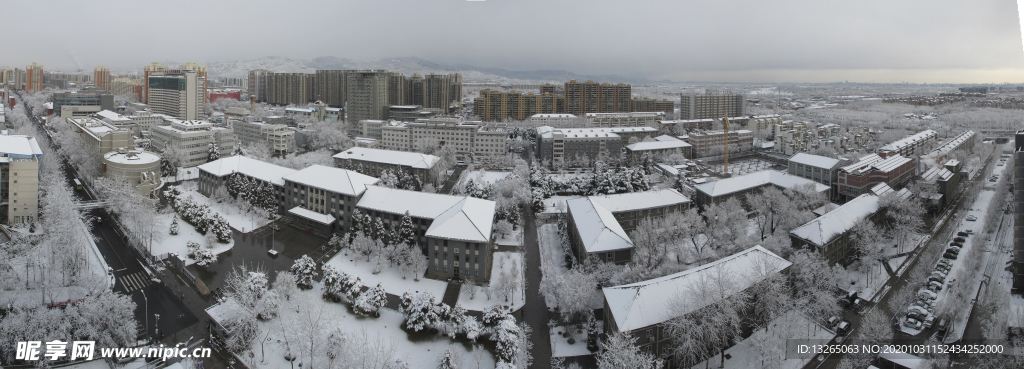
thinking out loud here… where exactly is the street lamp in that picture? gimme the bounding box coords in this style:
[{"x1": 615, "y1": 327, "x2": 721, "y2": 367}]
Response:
[
  {"x1": 155, "y1": 314, "x2": 160, "y2": 341},
  {"x1": 142, "y1": 292, "x2": 148, "y2": 342}
]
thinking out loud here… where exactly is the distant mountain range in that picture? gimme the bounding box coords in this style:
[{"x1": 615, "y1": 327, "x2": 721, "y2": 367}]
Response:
[{"x1": 128, "y1": 56, "x2": 658, "y2": 84}]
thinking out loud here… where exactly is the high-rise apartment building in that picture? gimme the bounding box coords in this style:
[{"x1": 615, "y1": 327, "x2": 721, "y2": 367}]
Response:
[
  {"x1": 346, "y1": 70, "x2": 389, "y2": 123},
  {"x1": 248, "y1": 69, "x2": 270, "y2": 103},
  {"x1": 405, "y1": 74, "x2": 425, "y2": 106},
  {"x1": 143, "y1": 62, "x2": 169, "y2": 103},
  {"x1": 25, "y1": 63, "x2": 43, "y2": 93},
  {"x1": 110, "y1": 78, "x2": 143, "y2": 100},
  {"x1": 564, "y1": 80, "x2": 631, "y2": 116},
  {"x1": 266, "y1": 73, "x2": 314, "y2": 106},
  {"x1": 680, "y1": 92, "x2": 746, "y2": 120},
  {"x1": 629, "y1": 98, "x2": 675, "y2": 118},
  {"x1": 94, "y1": 65, "x2": 111, "y2": 91},
  {"x1": 0, "y1": 134, "x2": 42, "y2": 225},
  {"x1": 424, "y1": 73, "x2": 462, "y2": 110},
  {"x1": 474, "y1": 90, "x2": 564, "y2": 121},
  {"x1": 314, "y1": 70, "x2": 349, "y2": 107},
  {"x1": 180, "y1": 62, "x2": 208, "y2": 102},
  {"x1": 386, "y1": 72, "x2": 407, "y2": 106},
  {"x1": 148, "y1": 70, "x2": 206, "y2": 120}
]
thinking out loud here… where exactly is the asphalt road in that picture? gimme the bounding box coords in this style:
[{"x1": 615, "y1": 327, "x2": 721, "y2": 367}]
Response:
[{"x1": 22, "y1": 98, "x2": 198, "y2": 343}]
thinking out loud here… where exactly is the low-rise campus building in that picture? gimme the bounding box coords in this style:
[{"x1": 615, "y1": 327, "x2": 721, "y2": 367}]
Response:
[
  {"x1": 566, "y1": 189, "x2": 691, "y2": 264},
  {"x1": 837, "y1": 153, "x2": 916, "y2": 200},
  {"x1": 694, "y1": 170, "x2": 829, "y2": 209},
  {"x1": 333, "y1": 147, "x2": 439, "y2": 182}
]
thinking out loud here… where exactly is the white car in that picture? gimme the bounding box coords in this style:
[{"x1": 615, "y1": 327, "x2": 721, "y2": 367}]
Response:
[
  {"x1": 966, "y1": 215, "x2": 977, "y2": 221},
  {"x1": 904, "y1": 318, "x2": 923, "y2": 330}
]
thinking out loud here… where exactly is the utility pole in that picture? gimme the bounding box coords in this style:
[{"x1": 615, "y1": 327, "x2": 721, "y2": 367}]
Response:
[{"x1": 142, "y1": 292, "x2": 149, "y2": 342}]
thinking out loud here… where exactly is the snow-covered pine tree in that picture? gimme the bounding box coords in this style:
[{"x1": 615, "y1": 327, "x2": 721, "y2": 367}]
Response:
[
  {"x1": 186, "y1": 240, "x2": 200, "y2": 256},
  {"x1": 194, "y1": 248, "x2": 217, "y2": 267},
  {"x1": 160, "y1": 157, "x2": 178, "y2": 178},
  {"x1": 438, "y1": 348, "x2": 460, "y2": 369},
  {"x1": 399, "y1": 291, "x2": 439, "y2": 332},
  {"x1": 372, "y1": 218, "x2": 387, "y2": 242},
  {"x1": 344, "y1": 276, "x2": 364, "y2": 301},
  {"x1": 207, "y1": 142, "x2": 220, "y2": 162},
  {"x1": 397, "y1": 211, "x2": 416, "y2": 246},
  {"x1": 353, "y1": 283, "x2": 386, "y2": 317},
  {"x1": 321, "y1": 264, "x2": 347, "y2": 298},
  {"x1": 289, "y1": 255, "x2": 318, "y2": 289},
  {"x1": 170, "y1": 215, "x2": 179, "y2": 235}
]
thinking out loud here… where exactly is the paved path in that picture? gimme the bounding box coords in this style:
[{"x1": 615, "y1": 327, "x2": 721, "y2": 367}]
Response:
[{"x1": 521, "y1": 211, "x2": 553, "y2": 367}]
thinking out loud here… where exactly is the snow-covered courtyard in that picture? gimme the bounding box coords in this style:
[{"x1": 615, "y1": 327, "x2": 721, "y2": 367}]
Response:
[
  {"x1": 457, "y1": 169, "x2": 511, "y2": 188},
  {"x1": 457, "y1": 252, "x2": 525, "y2": 311},
  {"x1": 151, "y1": 212, "x2": 234, "y2": 266},
  {"x1": 247, "y1": 284, "x2": 496, "y2": 369},
  {"x1": 173, "y1": 183, "x2": 275, "y2": 233},
  {"x1": 326, "y1": 248, "x2": 449, "y2": 299}
]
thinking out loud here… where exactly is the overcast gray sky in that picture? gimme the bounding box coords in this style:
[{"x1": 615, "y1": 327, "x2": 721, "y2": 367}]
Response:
[{"x1": 7, "y1": 0, "x2": 1024, "y2": 83}]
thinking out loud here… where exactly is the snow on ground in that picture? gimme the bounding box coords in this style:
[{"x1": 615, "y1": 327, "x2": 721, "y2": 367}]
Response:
[
  {"x1": 253, "y1": 285, "x2": 495, "y2": 369},
  {"x1": 457, "y1": 252, "x2": 525, "y2": 311},
  {"x1": 542, "y1": 195, "x2": 582, "y2": 214},
  {"x1": 550, "y1": 323, "x2": 598, "y2": 358},
  {"x1": 175, "y1": 184, "x2": 274, "y2": 233},
  {"x1": 326, "y1": 250, "x2": 448, "y2": 301},
  {"x1": 151, "y1": 212, "x2": 234, "y2": 265},
  {"x1": 495, "y1": 227, "x2": 523, "y2": 247},
  {"x1": 846, "y1": 233, "x2": 923, "y2": 303},
  {"x1": 161, "y1": 166, "x2": 200, "y2": 182},
  {"x1": 547, "y1": 171, "x2": 591, "y2": 181},
  {"x1": 690, "y1": 310, "x2": 833, "y2": 369},
  {"x1": 706, "y1": 158, "x2": 782, "y2": 177},
  {"x1": 537, "y1": 223, "x2": 569, "y2": 310},
  {"x1": 457, "y1": 169, "x2": 511, "y2": 188}
]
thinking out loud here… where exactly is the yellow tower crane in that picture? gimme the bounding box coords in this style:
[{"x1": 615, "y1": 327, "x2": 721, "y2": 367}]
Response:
[{"x1": 722, "y1": 112, "x2": 730, "y2": 176}]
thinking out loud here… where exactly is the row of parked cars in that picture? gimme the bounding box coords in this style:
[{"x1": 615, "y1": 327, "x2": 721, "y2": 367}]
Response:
[{"x1": 902, "y1": 230, "x2": 970, "y2": 332}]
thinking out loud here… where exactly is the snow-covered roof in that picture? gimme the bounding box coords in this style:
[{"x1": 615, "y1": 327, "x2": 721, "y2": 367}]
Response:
[
  {"x1": 790, "y1": 194, "x2": 880, "y2": 246},
  {"x1": 625, "y1": 140, "x2": 692, "y2": 152},
  {"x1": 0, "y1": 135, "x2": 43, "y2": 158},
  {"x1": 789, "y1": 153, "x2": 841, "y2": 169},
  {"x1": 656, "y1": 163, "x2": 679, "y2": 176},
  {"x1": 567, "y1": 197, "x2": 633, "y2": 254},
  {"x1": 285, "y1": 107, "x2": 316, "y2": 113},
  {"x1": 878, "y1": 130, "x2": 936, "y2": 152},
  {"x1": 840, "y1": 154, "x2": 912, "y2": 175},
  {"x1": 357, "y1": 186, "x2": 464, "y2": 219},
  {"x1": 812, "y1": 202, "x2": 841, "y2": 217},
  {"x1": 920, "y1": 167, "x2": 954, "y2": 182},
  {"x1": 333, "y1": 147, "x2": 439, "y2": 170},
  {"x1": 653, "y1": 135, "x2": 678, "y2": 142},
  {"x1": 206, "y1": 298, "x2": 245, "y2": 327},
  {"x1": 695, "y1": 170, "x2": 829, "y2": 198},
  {"x1": 103, "y1": 150, "x2": 160, "y2": 165},
  {"x1": 602, "y1": 245, "x2": 790, "y2": 332},
  {"x1": 288, "y1": 206, "x2": 336, "y2": 225},
  {"x1": 537, "y1": 126, "x2": 658, "y2": 139},
  {"x1": 283, "y1": 165, "x2": 379, "y2": 197},
  {"x1": 531, "y1": 114, "x2": 577, "y2": 118},
  {"x1": 426, "y1": 197, "x2": 496, "y2": 243},
  {"x1": 589, "y1": 189, "x2": 691, "y2": 213},
  {"x1": 930, "y1": 130, "x2": 975, "y2": 156},
  {"x1": 197, "y1": 156, "x2": 297, "y2": 186},
  {"x1": 95, "y1": 109, "x2": 131, "y2": 122}
]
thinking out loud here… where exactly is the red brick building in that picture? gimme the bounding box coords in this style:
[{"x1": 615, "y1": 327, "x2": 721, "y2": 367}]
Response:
[
  {"x1": 208, "y1": 89, "x2": 241, "y2": 102},
  {"x1": 837, "y1": 153, "x2": 916, "y2": 201}
]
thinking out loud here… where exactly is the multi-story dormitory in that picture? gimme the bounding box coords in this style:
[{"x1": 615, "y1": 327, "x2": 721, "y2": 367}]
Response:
[{"x1": 197, "y1": 155, "x2": 497, "y2": 282}]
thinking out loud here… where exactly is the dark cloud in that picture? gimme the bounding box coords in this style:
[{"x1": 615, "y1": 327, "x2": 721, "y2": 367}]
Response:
[{"x1": 6, "y1": 0, "x2": 1022, "y2": 82}]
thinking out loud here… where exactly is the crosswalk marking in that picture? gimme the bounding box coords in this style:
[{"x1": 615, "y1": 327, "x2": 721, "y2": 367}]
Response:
[{"x1": 118, "y1": 272, "x2": 150, "y2": 292}]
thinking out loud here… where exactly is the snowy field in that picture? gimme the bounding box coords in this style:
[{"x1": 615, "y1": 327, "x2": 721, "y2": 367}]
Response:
[
  {"x1": 325, "y1": 249, "x2": 448, "y2": 300},
  {"x1": 706, "y1": 158, "x2": 783, "y2": 177},
  {"x1": 550, "y1": 323, "x2": 598, "y2": 358},
  {"x1": 844, "y1": 233, "x2": 923, "y2": 303},
  {"x1": 175, "y1": 183, "x2": 274, "y2": 233},
  {"x1": 151, "y1": 212, "x2": 234, "y2": 266},
  {"x1": 689, "y1": 310, "x2": 833, "y2": 369},
  {"x1": 541, "y1": 195, "x2": 582, "y2": 214},
  {"x1": 457, "y1": 169, "x2": 511, "y2": 188},
  {"x1": 495, "y1": 227, "x2": 523, "y2": 247},
  {"x1": 252, "y1": 284, "x2": 495, "y2": 369},
  {"x1": 458, "y1": 252, "x2": 525, "y2": 311}
]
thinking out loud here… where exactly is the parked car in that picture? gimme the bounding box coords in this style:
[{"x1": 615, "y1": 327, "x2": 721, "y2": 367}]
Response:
[
  {"x1": 904, "y1": 318, "x2": 923, "y2": 330},
  {"x1": 937, "y1": 259, "x2": 953, "y2": 267},
  {"x1": 851, "y1": 298, "x2": 866, "y2": 311},
  {"x1": 924, "y1": 316, "x2": 936, "y2": 329},
  {"x1": 917, "y1": 289, "x2": 937, "y2": 300},
  {"x1": 928, "y1": 276, "x2": 945, "y2": 284},
  {"x1": 967, "y1": 215, "x2": 977, "y2": 221},
  {"x1": 953, "y1": 237, "x2": 966, "y2": 243},
  {"x1": 935, "y1": 265, "x2": 950, "y2": 274},
  {"x1": 836, "y1": 320, "x2": 851, "y2": 335},
  {"x1": 957, "y1": 232, "x2": 969, "y2": 237},
  {"x1": 937, "y1": 317, "x2": 950, "y2": 334},
  {"x1": 965, "y1": 229, "x2": 975, "y2": 234},
  {"x1": 907, "y1": 311, "x2": 928, "y2": 321},
  {"x1": 943, "y1": 252, "x2": 958, "y2": 260},
  {"x1": 945, "y1": 247, "x2": 961, "y2": 254},
  {"x1": 827, "y1": 316, "x2": 840, "y2": 329},
  {"x1": 928, "y1": 281, "x2": 944, "y2": 291},
  {"x1": 931, "y1": 271, "x2": 947, "y2": 279},
  {"x1": 949, "y1": 242, "x2": 963, "y2": 247}
]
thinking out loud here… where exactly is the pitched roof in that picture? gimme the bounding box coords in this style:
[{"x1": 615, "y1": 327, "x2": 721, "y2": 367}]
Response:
[
  {"x1": 695, "y1": 170, "x2": 829, "y2": 198},
  {"x1": 625, "y1": 139, "x2": 692, "y2": 152},
  {"x1": 840, "y1": 154, "x2": 912, "y2": 175},
  {"x1": 602, "y1": 246, "x2": 790, "y2": 332},
  {"x1": 356, "y1": 186, "x2": 464, "y2": 219},
  {"x1": 589, "y1": 189, "x2": 691, "y2": 213},
  {"x1": 879, "y1": 130, "x2": 936, "y2": 152},
  {"x1": 426, "y1": 197, "x2": 496, "y2": 243},
  {"x1": 790, "y1": 194, "x2": 879, "y2": 246},
  {"x1": 0, "y1": 135, "x2": 43, "y2": 158},
  {"x1": 789, "y1": 153, "x2": 841, "y2": 169},
  {"x1": 283, "y1": 165, "x2": 378, "y2": 196},
  {"x1": 567, "y1": 197, "x2": 633, "y2": 253},
  {"x1": 332, "y1": 147, "x2": 439, "y2": 170},
  {"x1": 197, "y1": 156, "x2": 297, "y2": 186},
  {"x1": 288, "y1": 206, "x2": 336, "y2": 225}
]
